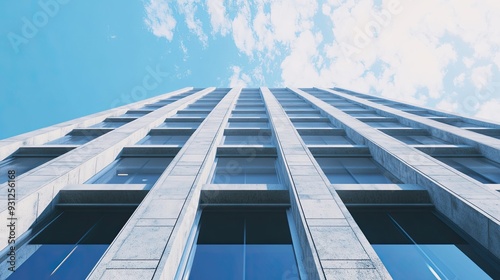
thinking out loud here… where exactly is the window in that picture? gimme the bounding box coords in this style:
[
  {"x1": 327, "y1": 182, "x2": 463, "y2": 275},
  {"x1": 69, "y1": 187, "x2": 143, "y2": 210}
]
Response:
[
  {"x1": 392, "y1": 135, "x2": 448, "y2": 145},
  {"x1": 212, "y1": 157, "x2": 280, "y2": 184},
  {"x1": 46, "y1": 135, "x2": 97, "y2": 145},
  {"x1": 227, "y1": 122, "x2": 269, "y2": 129},
  {"x1": 138, "y1": 135, "x2": 190, "y2": 145},
  {"x1": 315, "y1": 157, "x2": 400, "y2": 184},
  {"x1": 364, "y1": 121, "x2": 406, "y2": 128},
  {"x1": 9, "y1": 209, "x2": 134, "y2": 280},
  {"x1": 223, "y1": 135, "x2": 272, "y2": 145},
  {"x1": 349, "y1": 208, "x2": 500, "y2": 279},
  {"x1": 0, "y1": 156, "x2": 55, "y2": 184},
  {"x1": 86, "y1": 157, "x2": 173, "y2": 188},
  {"x1": 301, "y1": 135, "x2": 352, "y2": 145},
  {"x1": 292, "y1": 121, "x2": 332, "y2": 128},
  {"x1": 434, "y1": 157, "x2": 500, "y2": 184},
  {"x1": 90, "y1": 121, "x2": 128, "y2": 128},
  {"x1": 160, "y1": 121, "x2": 202, "y2": 128},
  {"x1": 186, "y1": 209, "x2": 300, "y2": 280}
]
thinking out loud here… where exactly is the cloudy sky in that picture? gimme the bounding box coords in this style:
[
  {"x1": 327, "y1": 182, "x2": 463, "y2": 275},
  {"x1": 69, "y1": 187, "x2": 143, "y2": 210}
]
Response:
[{"x1": 1, "y1": 0, "x2": 499, "y2": 139}]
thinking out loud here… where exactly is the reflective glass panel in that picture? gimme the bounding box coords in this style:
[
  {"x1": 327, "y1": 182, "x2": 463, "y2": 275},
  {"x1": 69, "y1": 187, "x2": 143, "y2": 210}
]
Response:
[
  {"x1": 90, "y1": 121, "x2": 128, "y2": 128},
  {"x1": 350, "y1": 209, "x2": 500, "y2": 279},
  {"x1": 0, "y1": 156, "x2": 54, "y2": 184},
  {"x1": 315, "y1": 157, "x2": 400, "y2": 184},
  {"x1": 9, "y1": 210, "x2": 134, "y2": 280},
  {"x1": 223, "y1": 135, "x2": 272, "y2": 145},
  {"x1": 138, "y1": 135, "x2": 190, "y2": 145},
  {"x1": 87, "y1": 157, "x2": 173, "y2": 188},
  {"x1": 212, "y1": 157, "x2": 279, "y2": 184},
  {"x1": 435, "y1": 157, "x2": 500, "y2": 184},
  {"x1": 188, "y1": 210, "x2": 299, "y2": 280}
]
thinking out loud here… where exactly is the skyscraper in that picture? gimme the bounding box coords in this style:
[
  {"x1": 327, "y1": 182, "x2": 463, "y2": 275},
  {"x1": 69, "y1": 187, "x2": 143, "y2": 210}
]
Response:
[{"x1": 1, "y1": 87, "x2": 499, "y2": 279}]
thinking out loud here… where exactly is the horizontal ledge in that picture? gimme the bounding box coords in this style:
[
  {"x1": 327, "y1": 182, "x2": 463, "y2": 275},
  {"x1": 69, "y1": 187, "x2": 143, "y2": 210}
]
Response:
[
  {"x1": 309, "y1": 146, "x2": 370, "y2": 156},
  {"x1": 356, "y1": 117, "x2": 398, "y2": 122},
  {"x1": 121, "y1": 146, "x2": 181, "y2": 156},
  {"x1": 216, "y1": 146, "x2": 277, "y2": 156},
  {"x1": 149, "y1": 128, "x2": 196, "y2": 135},
  {"x1": 466, "y1": 128, "x2": 500, "y2": 135},
  {"x1": 14, "y1": 146, "x2": 76, "y2": 156},
  {"x1": 200, "y1": 203, "x2": 291, "y2": 207},
  {"x1": 165, "y1": 117, "x2": 204, "y2": 122},
  {"x1": 104, "y1": 117, "x2": 138, "y2": 122},
  {"x1": 57, "y1": 203, "x2": 140, "y2": 208},
  {"x1": 414, "y1": 146, "x2": 479, "y2": 156},
  {"x1": 379, "y1": 128, "x2": 429, "y2": 135},
  {"x1": 345, "y1": 203, "x2": 434, "y2": 208},
  {"x1": 332, "y1": 184, "x2": 425, "y2": 191},
  {"x1": 59, "y1": 184, "x2": 148, "y2": 204},
  {"x1": 296, "y1": 128, "x2": 344, "y2": 134},
  {"x1": 70, "y1": 128, "x2": 113, "y2": 136},
  {"x1": 223, "y1": 129, "x2": 272, "y2": 136},
  {"x1": 228, "y1": 117, "x2": 268, "y2": 122}
]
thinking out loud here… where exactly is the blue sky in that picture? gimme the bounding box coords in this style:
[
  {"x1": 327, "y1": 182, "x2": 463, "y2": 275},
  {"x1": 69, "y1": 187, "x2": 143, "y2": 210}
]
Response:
[{"x1": 1, "y1": 0, "x2": 499, "y2": 139}]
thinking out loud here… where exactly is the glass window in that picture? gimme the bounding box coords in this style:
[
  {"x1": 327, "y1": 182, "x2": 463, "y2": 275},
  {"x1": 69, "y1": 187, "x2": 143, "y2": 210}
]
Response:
[
  {"x1": 223, "y1": 135, "x2": 272, "y2": 145},
  {"x1": 90, "y1": 121, "x2": 128, "y2": 128},
  {"x1": 9, "y1": 209, "x2": 134, "y2": 280},
  {"x1": 212, "y1": 157, "x2": 279, "y2": 184},
  {"x1": 349, "y1": 209, "x2": 500, "y2": 279},
  {"x1": 231, "y1": 113, "x2": 267, "y2": 118},
  {"x1": 160, "y1": 121, "x2": 202, "y2": 128},
  {"x1": 187, "y1": 210, "x2": 299, "y2": 280},
  {"x1": 392, "y1": 135, "x2": 448, "y2": 145},
  {"x1": 46, "y1": 135, "x2": 98, "y2": 145},
  {"x1": 315, "y1": 157, "x2": 400, "y2": 184},
  {"x1": 138, "y1": 135, "x2": 190, "y2": 145},
  {"x1": 301, "y1": 135, "x2": 352, "y2": 145},
  {"x1": 0, "y1": 156, "x2": 55, "y2": 184},
  {"x1": 120, "y1": 111, "x2": 150, "y2": 117},
  {"x1": 435, "y1": 157, "x2": 500, "y2": 184},
  {"x1": 364, "y1": 121, "x2": 406, "y2": 128},
  {"x1": 227, "y1": 122, "x2": 269, "y2": 129},
  {"x1": 86, "y1": 157, "x2": 173, "y2": 188},
  {"x1": 292, "y1": 121, "x2": 332, "y2": 128}
]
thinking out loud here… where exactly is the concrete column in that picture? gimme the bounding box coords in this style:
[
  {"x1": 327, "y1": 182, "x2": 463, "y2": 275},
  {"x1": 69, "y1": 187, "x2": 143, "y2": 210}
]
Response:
[
  {"x1": 88, "y1": 88, "x2": 242, "y2": 279},
  {"x1": 0, "y1": 88, "x2": 213, "y2": 252},
  {"x1": 261, "y1": 88, "x2": 391, "y2": 280},
  {"x1": 291, "y1": 87, "x2": 500, "y2": 260}
]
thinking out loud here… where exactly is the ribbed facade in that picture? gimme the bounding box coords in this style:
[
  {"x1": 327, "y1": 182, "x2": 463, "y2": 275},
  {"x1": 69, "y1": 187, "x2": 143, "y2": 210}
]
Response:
[{"x1": 1, "y1": 87, "x2": 499, "y2": 279}]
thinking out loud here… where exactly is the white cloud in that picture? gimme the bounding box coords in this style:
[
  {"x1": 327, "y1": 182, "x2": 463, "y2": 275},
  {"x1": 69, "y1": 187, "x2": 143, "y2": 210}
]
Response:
[
  {"x1": 436, "y1": 98, "x2": 458, "y2": 113},
  {"x1": 453, "y1": 73, "x2": 465, "y2": 87},
  {"x1": 475, "y1": 98, "x2": 500, "y2": 122},
  {"x1": 470, "y1": 65, "x2": 492, "y2": 90},
  {"x1": 229, "y1": 66, "x2": 251, "y2": 87},
  {"x1": 177, "y1": 0, "x2": 208, "y2": 45},
  {"x1": 232, "y1": 5, "x2": 255, "y2": 56},
  {"x1": 144, "y1": 0, "x2": 176, "y2": 41},
  {"x1": 207, "y1": 0, "x2": 231, "y2": 35}
]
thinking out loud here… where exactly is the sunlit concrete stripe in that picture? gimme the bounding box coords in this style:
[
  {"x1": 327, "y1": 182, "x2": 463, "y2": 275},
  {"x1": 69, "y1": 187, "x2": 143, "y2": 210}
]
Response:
[
  {"x1": 0, "y1": 87, "x2": 193, "y2": 161},
  {"x1": 87, "y1": 88, "x2": 241, "y2": 280},
  {"x1": 290, "y1": 87, "x2": 500, "y2": 259},
  {"x1": 0, "y1": 87, "x2": 215, "y2": 251},
  {"x1": 320, "y1": 87, "x2": 500, "y2": 163},
  {"x1": 262, "y1": 87, "x2": 391, "y2": 280}
]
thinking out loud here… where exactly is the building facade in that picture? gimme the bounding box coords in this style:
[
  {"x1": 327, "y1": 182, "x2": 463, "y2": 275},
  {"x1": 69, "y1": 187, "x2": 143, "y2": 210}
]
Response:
[{"x1": 1, "y1": 87, "x2": 500, "y2": 279}]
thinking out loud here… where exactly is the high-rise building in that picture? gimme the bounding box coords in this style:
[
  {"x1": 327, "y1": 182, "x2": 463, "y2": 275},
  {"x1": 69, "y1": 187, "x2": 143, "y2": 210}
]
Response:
[{"x1": 1, "y1": 87, "x2": 499, "y2": 279}]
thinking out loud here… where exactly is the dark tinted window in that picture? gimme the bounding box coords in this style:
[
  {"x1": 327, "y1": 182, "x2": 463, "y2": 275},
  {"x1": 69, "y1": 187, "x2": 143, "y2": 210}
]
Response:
[
  {"x1": 350, "y1": 209, "x2": 500, "y2": 279},
  {"x1": 189, "y1": 210, "x2": 299, "y2": 280}
]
